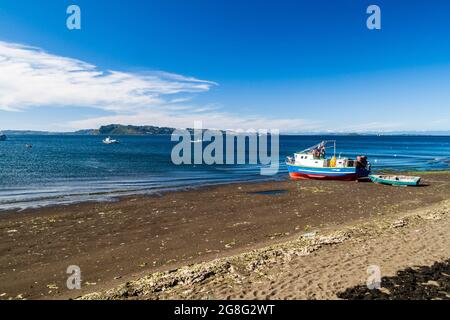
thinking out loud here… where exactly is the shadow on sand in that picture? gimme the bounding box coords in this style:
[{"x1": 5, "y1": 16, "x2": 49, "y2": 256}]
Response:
[
  {"x1": 248, "y1": 189, "x2": 288, "y2": 196},
  {"x1": 338, "y1": 259, "x2": 450, "y2": 300}
]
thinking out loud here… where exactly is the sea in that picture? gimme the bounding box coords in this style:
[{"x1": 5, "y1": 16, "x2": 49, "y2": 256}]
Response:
[{"x1": 0, "y1": 135, "x2": 449, "y2": 211}]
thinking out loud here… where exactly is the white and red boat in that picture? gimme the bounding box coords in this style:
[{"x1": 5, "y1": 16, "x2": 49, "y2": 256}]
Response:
[{"x1": 286, "y1": 141, "x2": 371, "y2": 181}]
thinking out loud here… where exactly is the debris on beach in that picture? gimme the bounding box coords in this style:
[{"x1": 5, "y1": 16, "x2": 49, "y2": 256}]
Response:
[
  {"x1": 391, "y1": 219, "x2": 407, "y2": 228},
  {"x1": 302, "y1": 231, "x2": 317, "y2": 238},
  {"x1": 78, "y1": 198, "x2": 450, "y2": 300},
  {"x1": 224, "y1": 241, "x2": 236, "y2": 249},
  {"x1": 79, "y1": 229, "x2": 353, "y2": 300}
]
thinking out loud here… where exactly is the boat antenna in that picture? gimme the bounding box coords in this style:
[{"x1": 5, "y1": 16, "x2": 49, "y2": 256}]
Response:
[{"x1": 334, "y1": 141, "x2": 336, "y2": 157}]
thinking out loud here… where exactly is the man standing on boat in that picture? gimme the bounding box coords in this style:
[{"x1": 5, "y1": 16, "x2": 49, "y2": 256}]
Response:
[
  {"x1": 319, "y1": 144, "x2": 326, "y2": 159},
  {"x1": 313, "y1": 143, "x2": 326, "y2": 159}
]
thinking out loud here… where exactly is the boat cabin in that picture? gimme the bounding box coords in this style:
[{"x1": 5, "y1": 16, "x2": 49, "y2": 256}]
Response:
[
  {"x1": 286, "y1": 140, "x2": 366, "y2": 169},
  {"x1": 293, "y1": 152, "x2": 354, "y2": 168}
]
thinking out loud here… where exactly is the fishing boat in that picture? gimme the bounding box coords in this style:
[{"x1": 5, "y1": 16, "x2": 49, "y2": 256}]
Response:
[
  {"x1": 286, "y1": 141, "x2": 371, "y2": 181},
  {"x1": 103, "y1": 136, "x2": 119, "y2": 144},
  {"x1": 369, "y1": 174, "x2": 421, "y2": 186}
]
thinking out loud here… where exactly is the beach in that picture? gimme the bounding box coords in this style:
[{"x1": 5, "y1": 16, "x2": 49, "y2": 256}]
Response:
[
  {"x1": 0, "y1": 172, "x2": 449, "y2": 300},
  {"x1": 3, "y1": 0, "x2": 450, "y2": 307}
]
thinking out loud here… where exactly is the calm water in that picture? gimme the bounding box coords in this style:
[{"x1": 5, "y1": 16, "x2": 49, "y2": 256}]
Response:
[{"x1": 0, "y1": 135, "x2": 449, "y2": 210}]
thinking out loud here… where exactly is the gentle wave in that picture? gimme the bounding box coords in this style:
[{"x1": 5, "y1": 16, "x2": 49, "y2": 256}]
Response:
[{"x1": 0, "y1": 135, "x2": 449, "y2": 211}]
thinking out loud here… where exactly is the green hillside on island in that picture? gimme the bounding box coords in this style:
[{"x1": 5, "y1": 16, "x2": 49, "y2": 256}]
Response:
[
  {"x1": 96, "y1": 124, "x2": 225, "y2": 135},
  {"x1": 97, "y1": 124, "x2": 175, "y2": 135},
  {"x1": 2, "y1": 125, "x2": 231, "y2": 135},
  {"x1": 2, "y1": 124, "x2": 178, "y2": 135}
]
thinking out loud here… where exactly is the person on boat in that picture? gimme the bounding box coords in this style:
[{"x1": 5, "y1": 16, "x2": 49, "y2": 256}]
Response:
[
  {"x1": 312, "y1": 148, "x2": 320, "y2": 159},
  {"x1": 319, "y1": 145, "x2": 326, "y2": 159}
]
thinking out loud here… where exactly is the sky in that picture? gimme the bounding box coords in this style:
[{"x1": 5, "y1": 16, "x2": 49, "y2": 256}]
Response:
[{"x1": 0, "y1": 0, "x2": 449, "y2": 133}]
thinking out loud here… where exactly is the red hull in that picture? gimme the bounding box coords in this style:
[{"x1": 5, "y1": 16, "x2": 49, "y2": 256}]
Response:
[{"x1": 289, "y1": 172, "x2": 360, "y2": 181}]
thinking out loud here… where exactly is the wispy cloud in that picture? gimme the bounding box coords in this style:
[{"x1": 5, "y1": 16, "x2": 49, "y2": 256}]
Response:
[
  {"x1": 69, "y1": 111, "x2": 321, "y2": 132},
  {"x1": 333, "y1": 121, "x2": 404, "y2": 133},
  {"x1": 0, "y1": 41, "x2": 215, "y2": 112},
  {"x1": 0, "y1": 40, "x2": 318, "y2": 131}
]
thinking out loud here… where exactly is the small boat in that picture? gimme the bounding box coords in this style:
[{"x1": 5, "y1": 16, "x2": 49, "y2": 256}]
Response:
[
  {"x1": 369, "y1": 174, "x2": 421, "y2": 186},
  {"x1": 103, "y1": 136, "x2": 119, "y2": 144},
  {"x1": 191, "y1": 139, "x2": 202, "y2": 143},
  {"x1": 286, "y1": 140, "x2": 371, "y2": 181},
  {"x1": 0, "y1": 134, "x2": 6, "y2": 141},
  {"x1": 25, "y1": 144, "x2": 32, "y2": 149}
]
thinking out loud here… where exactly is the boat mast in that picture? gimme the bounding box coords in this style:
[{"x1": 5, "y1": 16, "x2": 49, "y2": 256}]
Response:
[{"x1": 333, "y1": 141, "x2": 336, "y2": 158}]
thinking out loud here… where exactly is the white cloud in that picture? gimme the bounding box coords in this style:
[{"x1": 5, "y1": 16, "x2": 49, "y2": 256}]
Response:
[
  {"x1": 0, "y1": 40, "x2": 318, "y2": 132},
  {"x1": 333, "y1": 121, "x2": 403, "y2": 133},
  {"x1": 0, "y1": 41, "x2": 215, "y2": 113},
  {"x1": 69, "y1": 110, "x2": 321, "y2": 132}
]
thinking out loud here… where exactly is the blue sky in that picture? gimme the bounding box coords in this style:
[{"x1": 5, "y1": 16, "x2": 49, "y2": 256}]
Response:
[{"x1": 0, "y1": 0, "x2": 449, "y2": 132}]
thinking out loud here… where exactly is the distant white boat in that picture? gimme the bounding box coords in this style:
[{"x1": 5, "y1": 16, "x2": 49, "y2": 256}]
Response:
[
  {"x1": 103, "y1": 136, "x2": 119, "y2": 144},
  {"x1": 191, "y1": 139, "x2": 203, "y2": 143}
]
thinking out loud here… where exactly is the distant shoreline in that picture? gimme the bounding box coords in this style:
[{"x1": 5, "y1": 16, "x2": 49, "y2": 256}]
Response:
[
  {"x1": 2, "y1": 123, "x2": 450, "y2": 136},
  {"x1": 4, "y1": 132, "x2": 450, "y2": 136}
]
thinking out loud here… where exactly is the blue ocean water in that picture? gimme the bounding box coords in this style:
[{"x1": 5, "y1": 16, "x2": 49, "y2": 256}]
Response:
[{"x1": 0, "y1": 135, "x2": 449, "y2": 211}]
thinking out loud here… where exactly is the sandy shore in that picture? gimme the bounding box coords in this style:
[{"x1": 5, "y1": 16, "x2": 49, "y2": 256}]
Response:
[
  {"x1": 0, "y1": 172, "x2": 449, "y2": 300},
  {"x1": 82, "y1": 198, "x2": 450, "y2": 300}
]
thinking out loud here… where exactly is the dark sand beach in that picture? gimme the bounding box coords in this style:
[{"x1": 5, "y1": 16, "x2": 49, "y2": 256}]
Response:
[{"x1": 0, "y1": 172, "x2": 449, "y2": 300}]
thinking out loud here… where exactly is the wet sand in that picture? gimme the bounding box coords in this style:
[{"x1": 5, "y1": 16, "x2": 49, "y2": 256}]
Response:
[
  {"x1": 0, "y1": 172, "x2": 449, "y2": 300},
  {"x1": 83, "y1": 198, "x2": 450, "y2": 300}
]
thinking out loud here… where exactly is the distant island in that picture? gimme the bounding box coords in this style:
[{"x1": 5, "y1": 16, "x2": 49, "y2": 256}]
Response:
[
  {"x1": 3, "y1": 125, "x2": 176, "y2": 136},
  {"x1": 2, "y1": 124, "x2": 225, "y2": 136},
  {"x1": 2, "y1": 125, "x2": 450, "y2": 136},
  {"x1": 97, "y1": 124, "x2": 176, "y2": 135}
]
